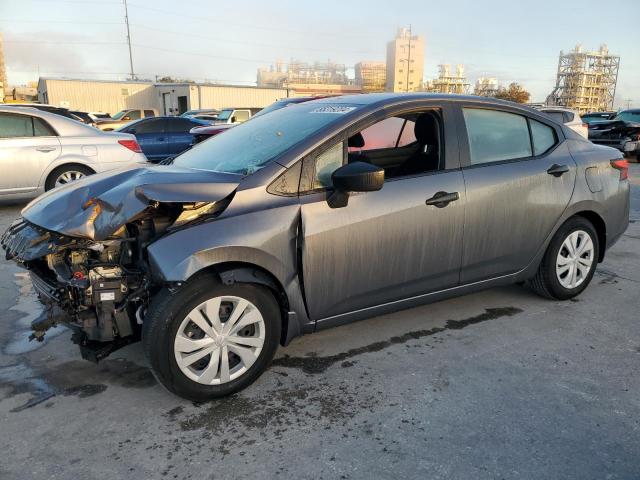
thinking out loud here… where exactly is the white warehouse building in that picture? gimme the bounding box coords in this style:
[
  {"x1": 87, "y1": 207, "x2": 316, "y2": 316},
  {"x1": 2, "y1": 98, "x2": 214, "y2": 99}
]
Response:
[{"x1": 37, "y1": 78, "x2": 291, "y2": 115}]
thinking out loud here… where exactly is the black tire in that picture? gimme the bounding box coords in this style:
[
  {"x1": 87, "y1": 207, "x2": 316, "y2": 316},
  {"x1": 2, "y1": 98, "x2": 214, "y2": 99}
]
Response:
[
  {"x1": 142, "y1": 273, "x2": 281, "y2": 401},
  {"x1": 528, "y1": 216, "x2": 599, "y2": 300},
  {"x1": 45, "y1": 164, "x2": 94, "y2": 191}
]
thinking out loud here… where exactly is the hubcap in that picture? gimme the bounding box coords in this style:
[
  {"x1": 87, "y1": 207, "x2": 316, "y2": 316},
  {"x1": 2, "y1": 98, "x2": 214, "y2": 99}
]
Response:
[
  {"x1": 556, "y1": 230, "x2": 594, "y2": 289},
  {"x1": 174, "y1": 296, "x2": 265, "y2": 385},
  {"x1": 55, "y1": 170, "x2": 86, "y2": 187}
]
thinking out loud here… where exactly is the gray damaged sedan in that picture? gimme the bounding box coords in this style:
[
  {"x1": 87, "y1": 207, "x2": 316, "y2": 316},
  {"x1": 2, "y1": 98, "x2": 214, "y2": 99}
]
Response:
[{"x1": 1, "y1": 94, "x2": 630, "y2": 400}]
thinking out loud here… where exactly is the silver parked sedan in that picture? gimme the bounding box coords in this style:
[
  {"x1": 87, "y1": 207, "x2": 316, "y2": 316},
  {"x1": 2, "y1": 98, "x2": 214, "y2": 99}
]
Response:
[
  {"x1": 0, "y1": 106, "x2": 148, "y2": 201},
  {"x1": 2, "y1": 94, "x2": 630, "y2": 401}
]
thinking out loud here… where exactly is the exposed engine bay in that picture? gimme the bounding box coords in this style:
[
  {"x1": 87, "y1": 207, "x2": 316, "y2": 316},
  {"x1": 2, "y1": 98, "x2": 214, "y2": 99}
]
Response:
[{"x1": 1, "y1": 165, "x2": 239, "y2": 362}]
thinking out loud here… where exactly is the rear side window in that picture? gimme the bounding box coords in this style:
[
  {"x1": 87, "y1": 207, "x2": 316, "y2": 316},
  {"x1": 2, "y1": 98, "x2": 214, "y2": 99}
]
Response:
[
  {"x1": 33, "y1": 118, "x2": 56, "y2": 136},
  {"x1": 0, "y1": 113, "x2": 33, "y2": 138},
  {"x1": 543, "y1": 111, "x2": 565, "y2": 124},
  {"x1": 462, "y1": 108, "x2": 532, "y2": 165},
  {"x1": 234, "y1": 110, "x2": 250, "y2": 122},
  {"x1": 0, "y1": 113, "x2": 56, "y2": 138},
  {"x1": 166, "y1": 118, "x2": 193, "y2": 132},
  {"x1": 530, "y1": 119, "x2": 557, "y2": 155},
  {"x1": 132, "y1": 119, "x2": 165, "y2": 134},
  {"x1": 144, "y1": 110, "x2": 155, "y2": 117}
]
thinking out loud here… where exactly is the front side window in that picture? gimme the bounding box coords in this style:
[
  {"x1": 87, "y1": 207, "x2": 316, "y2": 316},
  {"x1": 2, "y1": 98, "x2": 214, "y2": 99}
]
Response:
[
  {"x1": 127, "y1": 119, "x2": 164, "y2": 134},
  {"x1": 463, "y1": 108, "x2": 532, "y2": 165},
  {"x1": 127, "y1": 111, "x2": 141, "y2": 120},
  {"x1": 313, "y1": 142, "x2": 344, "y2": 189},
  {"x1": 166, "y1": 118, "x2": 192, "y2": 132},
  {"x1": 530, "y1": 119, "x2": 557, "y2": 156},
  {"x1": 0, "y1": 113, "x2": 35, "y2": 138},
  {"x1": 353, "y1": 117, "x2": 405, "y2": 151}
]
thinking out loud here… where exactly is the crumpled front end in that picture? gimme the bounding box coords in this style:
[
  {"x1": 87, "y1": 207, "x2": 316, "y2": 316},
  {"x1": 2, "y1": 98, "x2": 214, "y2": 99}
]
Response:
[
  {"x1": 1, "y1": 165, "x2": 240, "y2": 361},
  {"x1": 2, "y1": 218, "x2": 151, "y2": 361},
  {"x1": 588, "y1": 120, "x2": 640, "y2": 157}
]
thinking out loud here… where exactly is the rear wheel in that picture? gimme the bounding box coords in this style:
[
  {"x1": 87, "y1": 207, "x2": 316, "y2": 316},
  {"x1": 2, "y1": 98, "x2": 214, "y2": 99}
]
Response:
[
  {"x1": 528, "y1": 217, "x2": 599, "y2": 300},
  {"x1": 142, "y1": 274, "x2": 281, "y2": 401},
  {"x1": 45, "y1": 164, "x2": 94, "y2": 191}
]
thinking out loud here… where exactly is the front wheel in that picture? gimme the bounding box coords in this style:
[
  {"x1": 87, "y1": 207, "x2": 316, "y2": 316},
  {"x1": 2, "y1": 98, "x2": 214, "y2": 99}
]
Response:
[
  {"x1": 528, "y1": 217, "x2": 599, "y2": 300},
  {"x1": 142, "y1": 274, "x2": 281, "y2": 401}
]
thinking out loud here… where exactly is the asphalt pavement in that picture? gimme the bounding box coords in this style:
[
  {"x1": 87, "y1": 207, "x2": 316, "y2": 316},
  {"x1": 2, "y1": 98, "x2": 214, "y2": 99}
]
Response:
[{"x1": 0, "y1": 164, "x2": 639, "y2": 480}]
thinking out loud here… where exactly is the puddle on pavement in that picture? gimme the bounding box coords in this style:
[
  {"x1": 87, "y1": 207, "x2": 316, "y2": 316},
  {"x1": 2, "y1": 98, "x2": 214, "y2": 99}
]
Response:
[
  {"x1": 3, "y1": 272, "x2": 66, "y2": 355},
  {"x1": 0, "y1": 357, "x2": 156, "y2": 413},
  {"x1": 272, "y1": 307, "x2": 523, "y2": 374}
]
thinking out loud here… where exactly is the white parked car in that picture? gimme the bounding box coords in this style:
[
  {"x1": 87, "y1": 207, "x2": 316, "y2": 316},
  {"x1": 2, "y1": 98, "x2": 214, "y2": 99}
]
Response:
[
  {"x1": 0, "y1": 106, "x2": 148, "y2": 201},
  {"x1": 539, "y1": 107, "x2": 588, "y2": 139}
]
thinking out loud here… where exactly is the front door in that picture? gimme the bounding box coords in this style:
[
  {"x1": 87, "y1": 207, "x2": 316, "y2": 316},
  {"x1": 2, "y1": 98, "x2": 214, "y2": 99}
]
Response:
[
  {"x1": 457, "y1": 105, "x2": 576, "y2": 283},
  {"x1": 299, "y1": 104, "x2": 465, "y2": 321}
]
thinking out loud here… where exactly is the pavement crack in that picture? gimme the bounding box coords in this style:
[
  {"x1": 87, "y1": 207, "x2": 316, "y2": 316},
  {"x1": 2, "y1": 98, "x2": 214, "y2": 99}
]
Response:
[{"x1": 272, "y1": 307, "x2": 523, "y2": 374}]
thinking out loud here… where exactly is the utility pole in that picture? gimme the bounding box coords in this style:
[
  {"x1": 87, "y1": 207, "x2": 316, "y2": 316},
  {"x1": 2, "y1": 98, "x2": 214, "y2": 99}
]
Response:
[
  {"x1": 406, "y1": 24, "x2": 411, "y2": 93},
  {"x1": 123, "y1": 0, "x2": 135, "y2": 80},
  {"x1": 626, "y1": 98, "x2": 632, "y2": 110}
]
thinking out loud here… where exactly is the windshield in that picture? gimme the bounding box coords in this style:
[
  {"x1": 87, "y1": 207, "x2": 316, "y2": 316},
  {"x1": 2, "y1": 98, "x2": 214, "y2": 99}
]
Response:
[
  {"x1": 216, "y1": 109, "x2": 233, "y2": 121},
  {"x1": 612, "y1": 111, "x2": 640, "y2": 122},
  {"x1": 173, "y1": 103, "x2": 360, "y2": 175},
  {"x1": 111, "y1": 110, "x2": 127, "y2": 120}
]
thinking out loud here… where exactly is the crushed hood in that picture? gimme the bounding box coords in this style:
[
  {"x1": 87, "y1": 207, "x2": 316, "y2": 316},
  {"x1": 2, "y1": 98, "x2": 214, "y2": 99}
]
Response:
[{"x1": 22, "y1": 165, "x2": 240, "y2": 240}]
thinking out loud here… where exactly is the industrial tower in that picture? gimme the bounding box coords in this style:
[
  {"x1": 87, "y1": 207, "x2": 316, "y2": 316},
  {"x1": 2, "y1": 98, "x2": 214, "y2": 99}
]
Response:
[
  {"x1": 547, "y1": 44, "x2": 620, "y2": 113},
  {"x1": 0, "y1": 32, "x2": 7, "y2": 101}
]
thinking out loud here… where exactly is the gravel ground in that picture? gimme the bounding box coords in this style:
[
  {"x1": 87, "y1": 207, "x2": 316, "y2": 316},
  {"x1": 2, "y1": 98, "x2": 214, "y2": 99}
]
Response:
[{"x1": 0, "y1": 164, "x2": 639, "y2": 480}]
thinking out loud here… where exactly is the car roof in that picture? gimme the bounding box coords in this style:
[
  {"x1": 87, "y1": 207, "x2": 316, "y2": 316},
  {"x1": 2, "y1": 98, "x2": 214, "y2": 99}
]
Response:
[
  {"x1": 538, "y1": 107, "x2": 579, "y2": 114},
  {"x1": 0, "y1": 105, "x2": 102, "y2": 136}
]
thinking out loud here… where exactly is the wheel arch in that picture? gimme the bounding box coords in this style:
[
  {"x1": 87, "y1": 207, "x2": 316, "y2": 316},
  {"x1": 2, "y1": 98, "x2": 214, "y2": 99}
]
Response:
[
  {"x1": 194, "y1": 261, "x2": 295, "y2": 347},
  {"x1": 42, "y1": 161, "x2": 96, "y2": 189},
  {"x1": 572, "y1": 210, "x2": 607, "y2": 262}
]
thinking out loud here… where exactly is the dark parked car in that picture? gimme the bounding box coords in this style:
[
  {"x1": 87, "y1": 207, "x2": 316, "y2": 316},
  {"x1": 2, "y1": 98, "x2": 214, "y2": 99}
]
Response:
[
  {"x1": 12, "y1": 103, "x2": 90, "y2": 124},
  {"x1": 117, "y1": 116, "x2": 211, "y2": 162},
  {"x1": 581, "y1": 111, "x2": 617, "y2": 124},
  {"x1": 2, "y1": 94, "x2": 630, "y2": 401},
  {"x1": 588, "y1": 109, "x2": 640, "y2": 158}
]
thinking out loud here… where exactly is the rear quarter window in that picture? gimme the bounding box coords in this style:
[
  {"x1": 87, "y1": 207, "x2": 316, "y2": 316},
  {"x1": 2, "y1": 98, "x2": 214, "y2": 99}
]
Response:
[{"x1": 529, "y1": 119, "x2": 556, "y2": 155}]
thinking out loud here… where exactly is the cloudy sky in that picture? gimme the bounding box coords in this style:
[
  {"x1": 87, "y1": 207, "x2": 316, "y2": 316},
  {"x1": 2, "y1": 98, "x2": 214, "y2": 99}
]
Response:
[{"x1": 1, "y1": 0, "x2": 638, "y2": 107}]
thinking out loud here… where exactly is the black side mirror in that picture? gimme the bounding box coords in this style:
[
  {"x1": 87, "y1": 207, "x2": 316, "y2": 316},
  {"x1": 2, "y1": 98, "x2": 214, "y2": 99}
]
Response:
[{"x1": 328, "y1": 161, "x2": 384, "y2": 208}]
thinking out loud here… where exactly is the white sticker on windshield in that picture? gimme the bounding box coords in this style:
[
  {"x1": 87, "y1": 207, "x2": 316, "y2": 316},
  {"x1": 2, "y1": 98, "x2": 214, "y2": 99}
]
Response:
[{"x1": 309, "y1": 106, "x2": 357, "y2": 114}]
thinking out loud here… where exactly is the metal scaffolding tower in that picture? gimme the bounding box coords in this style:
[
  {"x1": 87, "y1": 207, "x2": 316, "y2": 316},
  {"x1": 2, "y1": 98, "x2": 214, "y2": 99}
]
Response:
[
  {"x1": 474, "y1": 77, "x2": 498, "y2": 97},
  {"x1": 424, "y1": 65, "x2": 470, "y2": 94},
  {"x1": 547, "y1": 44, "x2": 620, "y2": 113}
]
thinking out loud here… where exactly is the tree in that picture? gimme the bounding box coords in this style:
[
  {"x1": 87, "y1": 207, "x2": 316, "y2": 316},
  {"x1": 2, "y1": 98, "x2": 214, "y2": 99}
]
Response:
[{"x1": 493, "y1": 82, "x2": 531, "y2": 103}]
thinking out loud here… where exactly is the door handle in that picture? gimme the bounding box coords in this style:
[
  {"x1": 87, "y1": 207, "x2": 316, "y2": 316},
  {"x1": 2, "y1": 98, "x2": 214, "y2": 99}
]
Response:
[
  {"x1": 547, "y1": 164, "x2": 569, "y2": 177},
  {"x1": 35, "y1": 146, "x2": 56, "y2": 153},
  {"x1": 426, "y1": 191, "x2": 459, "y2": 208}
]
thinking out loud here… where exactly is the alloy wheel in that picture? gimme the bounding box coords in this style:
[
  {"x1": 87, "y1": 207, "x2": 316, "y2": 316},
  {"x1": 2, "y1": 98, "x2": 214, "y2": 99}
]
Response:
[
  {"x1": 54, "y1": 170, "x2": 86, "y2": 187},
  {"x1": 555, "y1": 230, "x2": 594, "y2": 289},
  {"x1": 174, "y1": 295, "x2": 265, "y2": 385}
]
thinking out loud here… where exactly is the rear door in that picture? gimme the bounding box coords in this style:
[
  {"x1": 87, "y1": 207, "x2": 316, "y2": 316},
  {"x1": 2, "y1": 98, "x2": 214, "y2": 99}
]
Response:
[
  {"x1": 457, "y1": 104, "x2": 576, "y2": 283},
  {"x1": 166, "y1": 118, "x2": 200, "y2": 156},
  {"x1": 127, "y1": 118, "x2": 168, "y2": 161},
  {"x1": 0, "y1": 112, "x2": 61, "y2": 195}
]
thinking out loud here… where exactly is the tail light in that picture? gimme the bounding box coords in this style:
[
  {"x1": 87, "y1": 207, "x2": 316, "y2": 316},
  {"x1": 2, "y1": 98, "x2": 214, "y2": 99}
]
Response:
[
  {"x1": 118, "y1": 139, "x2": 142, "y2": 153},
  {"x1": 610, "y1": 159, "x2": 629, "y2": 180},
  {"x1": 582, "y1": 123, "x2": 588, "y2": 129}
]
